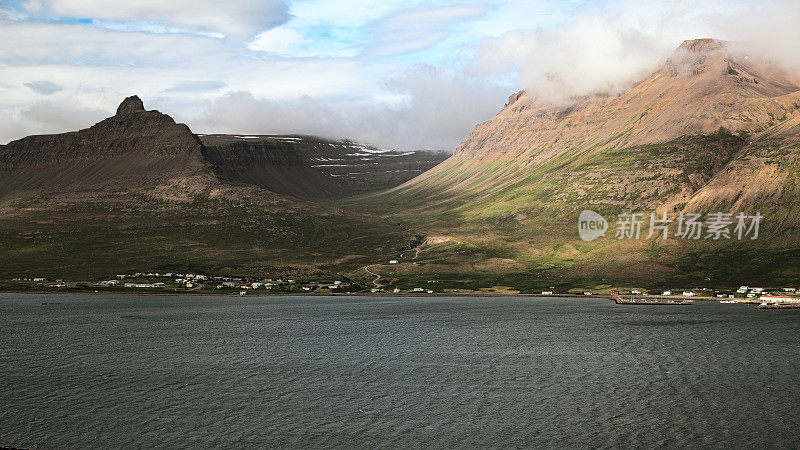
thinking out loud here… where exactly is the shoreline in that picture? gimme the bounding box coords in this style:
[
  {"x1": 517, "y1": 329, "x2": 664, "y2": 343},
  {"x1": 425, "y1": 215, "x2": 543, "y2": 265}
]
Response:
[
  {"x1": 0, "y1": 289, "x2": 602, "y2": 298},
  {"x1": 0, "y1": 289, "x2": 738, "y2": 302}
]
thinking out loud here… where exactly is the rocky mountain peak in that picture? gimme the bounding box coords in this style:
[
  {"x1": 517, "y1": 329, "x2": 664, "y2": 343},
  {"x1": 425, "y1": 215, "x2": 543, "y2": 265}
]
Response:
[
  {"x1": 116, "y1": 95, "x2": 145, "y2": 115},
  {"x1": 663, "y1": 38, "x2": 730, "y2": 77},
  {"x1": 452, "y1": 37, "x2": 800, "y2": 159},
  {"x1": 677, "y1": 38, "x2": 726, "y2": 53},
  {"x1": 0, "y1": 93, "x2": 203, "y2": 171},
  {"x1": 505, "y1": 91, "x2": 525, "y2": 107}
]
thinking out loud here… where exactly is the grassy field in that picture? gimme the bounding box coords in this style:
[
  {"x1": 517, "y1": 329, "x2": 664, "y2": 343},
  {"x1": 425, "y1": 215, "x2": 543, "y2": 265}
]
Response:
[
  {"x1": 341, "y1": 130, "x2": 800, "y2": 289},
  {"x1": 3, "y1": 127, "x2": 799, "y2": 290},
  {"x1": 0, "y1": 185, "x2": 412, "y2": 280}
]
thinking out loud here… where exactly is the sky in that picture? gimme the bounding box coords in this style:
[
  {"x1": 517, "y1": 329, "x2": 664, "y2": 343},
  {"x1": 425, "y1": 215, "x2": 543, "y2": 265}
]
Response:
[{"x1": 1, "y1": 0, "x2": 798, "y2": 150}]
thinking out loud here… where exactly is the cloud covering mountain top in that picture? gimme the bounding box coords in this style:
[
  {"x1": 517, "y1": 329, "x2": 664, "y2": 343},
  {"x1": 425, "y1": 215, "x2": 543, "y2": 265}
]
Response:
[{"x1": 1, "y1": 0, "x2": 799, "y2": 150}]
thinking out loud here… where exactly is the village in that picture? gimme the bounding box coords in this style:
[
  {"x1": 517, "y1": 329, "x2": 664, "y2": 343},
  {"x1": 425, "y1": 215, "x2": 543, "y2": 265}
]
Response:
[
  {"x1": 6, "y1": 272, "x2": 356, "y2": 294},
  {"x1": 3, "y1": 271, "x2": 800, "y2": 304}
]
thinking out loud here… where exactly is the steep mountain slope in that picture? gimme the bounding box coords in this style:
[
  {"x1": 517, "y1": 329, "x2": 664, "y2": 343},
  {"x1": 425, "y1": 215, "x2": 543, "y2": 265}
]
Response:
[
  {"x1": 0, "y1": 95, "x2": 206, "y2": 201},
  {"x1": 200, "y1": 134, "x2": 446, "y2": 200},
  {"x1": 456, "y1": 39, "x2": 796, "y2": 159},
  {"x1": 0, "y1": 97, "x2": 411, "y2": 279},
  {"x1": 346, "y1": 39, "x2": 800, "y2": 289}
]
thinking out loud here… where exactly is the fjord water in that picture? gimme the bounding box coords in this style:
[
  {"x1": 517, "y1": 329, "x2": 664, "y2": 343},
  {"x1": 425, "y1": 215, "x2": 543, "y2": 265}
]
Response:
[{"x1": 2, "y1": 294, "x2": 799, "y2": 448}]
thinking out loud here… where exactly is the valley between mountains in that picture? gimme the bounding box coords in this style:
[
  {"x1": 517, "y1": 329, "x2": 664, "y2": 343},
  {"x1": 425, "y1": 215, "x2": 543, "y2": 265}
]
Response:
[{"x1": 2, "y1": 39, "x2": 800, "y2": 292}]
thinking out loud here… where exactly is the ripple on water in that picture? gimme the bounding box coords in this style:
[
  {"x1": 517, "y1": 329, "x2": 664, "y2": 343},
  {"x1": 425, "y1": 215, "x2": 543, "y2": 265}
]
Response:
[{"x1": 1, "y1": 294, "x2": 799, "y2": 448}]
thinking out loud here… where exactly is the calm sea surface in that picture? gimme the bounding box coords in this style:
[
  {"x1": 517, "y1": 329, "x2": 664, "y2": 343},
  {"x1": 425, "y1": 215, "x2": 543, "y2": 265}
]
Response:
[{"x1": 1, "y1": 294, "x2": 799, "y2": 448}]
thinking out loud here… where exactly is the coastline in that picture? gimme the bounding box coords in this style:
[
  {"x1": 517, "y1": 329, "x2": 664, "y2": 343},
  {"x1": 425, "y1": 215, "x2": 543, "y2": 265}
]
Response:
[
  {"x1": 0, "y1": 288, "x2": 600, "y2": 298},
  {"x1": 0, "y1": 289, "x2": 734, "y2": 302}
]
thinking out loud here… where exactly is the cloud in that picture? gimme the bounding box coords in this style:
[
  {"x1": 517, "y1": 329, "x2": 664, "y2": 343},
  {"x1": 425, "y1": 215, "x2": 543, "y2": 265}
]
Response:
[
  {"x1": 19, "y1": 100, "x2": 108, "y2": 132},
  {"x1": 0, "y1": 109, "x2": 30, "y2": 143},
  {"x1": 248, "y1": 25, "x2": 359, "y2": 58},
  {"x1": 476, "y1": 15, "x2": 678, "y2": 104},
  {"x1": 248, "y1": 1, "x2": 496, "y2": 58},
  {"x1": 0, "y1": 21, "x2": 247, "y2": 66},
  {"x1": 20, "y1": 0, "x2": 290, "y2": 38},
  {"x1": 363, "y1": 3, "x2": 493, "y2": 57},
  {"x1": 24, "y1": 80, "x2": 63, "y2": 95},
  {"x1": 189, "y1": 67, "x2": 509, "y2": 151},
  {"x1": 0, "y1": 98, "x2": 109, "y2": 142},
  {"x1": 0, "y1": 4, "x2": 26, "y2": 20},
  {"x1": 248, "y1": 27, "x2": 310, "y2": 56},
  {"x1": 475, "y1": 0, "x2": 800, "y2": 104},
  {"x1": 710, "y1": 0, "x2": 800, "y2": 74},
  {"x1": 162, "y1": 80, "x2": 226, "y2": 93},
  {"x1": 3, "y1": 0, "x2": 800, "y2": 150}
]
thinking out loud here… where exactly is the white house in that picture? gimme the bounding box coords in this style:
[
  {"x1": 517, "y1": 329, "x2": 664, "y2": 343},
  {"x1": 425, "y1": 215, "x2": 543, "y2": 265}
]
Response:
[{"x1": 760, "y1": 295, "x2": 800, "y2": 303}]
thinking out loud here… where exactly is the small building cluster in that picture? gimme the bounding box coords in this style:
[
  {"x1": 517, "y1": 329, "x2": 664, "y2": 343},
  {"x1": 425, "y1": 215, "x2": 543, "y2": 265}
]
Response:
[
  {"x1": 9, "y1": 272, "x2": 354, "y2": 293},
  {"x1": 7, "y1": 274, "x2": 800, "y2": 301}
]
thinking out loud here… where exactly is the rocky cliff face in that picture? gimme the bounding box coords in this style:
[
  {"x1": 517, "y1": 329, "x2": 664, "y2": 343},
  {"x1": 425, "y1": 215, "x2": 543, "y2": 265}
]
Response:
[
  {"x1": 351, "y1": 39, "x2": 800, "y2": 286},
  {"x1": 200, "y1": 134, "x2": 447, "y2": 200},
  {"x1": 116, "y1": 95, "x2": 145, "y2": 115},
  {"x1": 0, "y1": 96, "x2": 447, "y2": 202},
  {"x1": 0, "y1": 98, "x2": 202, "y2": 169},
  {"x1": 0, "y1": 97, "x2": 209, "y2": 202},
  {"x1": 435, "y1": 38, "x2": 800, "y2": 217},
  {"x1": 0, "y1": 97, "x2": 418, "y2": 279},
  {"x1": 454, "y1": 39, "x2": 799, "y2": 160}
]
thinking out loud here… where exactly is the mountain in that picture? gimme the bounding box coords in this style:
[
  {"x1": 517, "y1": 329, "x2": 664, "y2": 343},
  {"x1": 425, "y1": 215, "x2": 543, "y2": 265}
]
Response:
[
  {"x1": 0, "y1": 96, "x2": 418, "y2": 279},
  {"x1": 346, "y1": 39, "x2": 800, "y2": 290},
  {"x1": 4, "y1": 39, "x2": 800, "y2": 288},
  {"x1": 200, "y1": 134, "x2": 447, "y2": 200},
  {"x1": 456, "y1": 39, "x2": 797, "y2": 159},
  {"x1": 0, "y1": 95, "x2": 205, "y2": 201}
]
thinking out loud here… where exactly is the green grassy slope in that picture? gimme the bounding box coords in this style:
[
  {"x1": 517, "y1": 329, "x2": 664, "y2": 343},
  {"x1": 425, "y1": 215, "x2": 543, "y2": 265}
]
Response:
[
  {"x1": 0, "y1": 183, "x2": 411, "y2": 280},
  {"x1": 342, "y1": 129, "x2": 800, "y2": 290},
  {"x1": 0, "y1": 99, "x2": 415, "y2": 281}
]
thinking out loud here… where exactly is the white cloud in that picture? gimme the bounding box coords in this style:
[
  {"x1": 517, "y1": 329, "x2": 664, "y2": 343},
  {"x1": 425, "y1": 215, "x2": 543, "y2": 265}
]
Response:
[
  {"x1": 363, "y1": 3, "x2": 493, "y2": 57},
  {"x1": 2, "y1": 0, "x2": 800, "y2": 150},
  {"x1": 287, "y1": 0, "x2": 402, "y2": 28},
  {"x1": 19, "y1": 100, "x2": 109, "y2": 133},
  {"x1": 710, "y1": 0, "x2": 800, "y2": 74},
  {"x1": 161, "y1": 81, "x2": 226, "y2": 93},
  {"x1": 0, "y1": 93, "x2": 110, "y2": 142},
  {"x1": 24, "y1": 80, "x2": 63, "y2": 95},
  {"x1": 0, "y1": 21, "x2": 243, "y2": 66},
  {"x1": 0, "y1": 109, "x2": 30, "y2": 143},
  {"x1": 248, "y1": 25, "x2": 359, "y2": 58},
  {"x1": 249, "y1": 27, "x2": 309, "y2": 56},
  {"x1": 477, "y1": 16, "x2": 678, "y2": 103},
  {"x1": 189, "y1": 67, "x2": 509, "y2": 151},
  {"x1": 21, "y1": 0, "x2": 290, "y2": 38},
  {"x1": 475, "y1": 0, "x2": 800, "y2": 104}
]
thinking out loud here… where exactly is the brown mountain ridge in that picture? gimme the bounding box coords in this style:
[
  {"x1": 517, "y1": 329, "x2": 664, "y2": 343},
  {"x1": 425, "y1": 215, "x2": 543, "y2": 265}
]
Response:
[
  {"x1": 347, "y1": 39, "x2": 800, "y2": 288},
  {"x1": 0, "y1": 96, "x2": 441, "y2": 279},
  {"x1": 3, "y1": 38, "x2": 800, "y2": 287}
]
